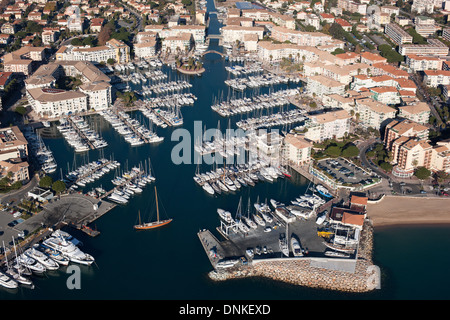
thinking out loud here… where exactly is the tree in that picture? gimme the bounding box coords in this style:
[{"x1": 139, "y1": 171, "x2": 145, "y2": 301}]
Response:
[
  {"x1": 52, "y1": 180, "x2": 66, "y2": 194},
  {"x1": 342, "y1": 145, "x2": 359, "y2": 158},
  {"x1": 71, "y1": 38, "x2": 83, "y2": 46},
  {"x1": 414, "y1": 167, "x2": 431, "y2": 180},
  {"x1": 379, "y1": 162, "x2": 392, "y2": 172},
  {"x1": 325, "y1": 145, "x2": 342, "y2": 157},
  {"x1": 14, "y1": 106, "x2": 27, "y2": 116},
  {"x1": 98, "y1": 22, "x2": 114, "y2": 45},
  {"x1": 39, "y1": 175, "x2": 53, "y2": 189}
]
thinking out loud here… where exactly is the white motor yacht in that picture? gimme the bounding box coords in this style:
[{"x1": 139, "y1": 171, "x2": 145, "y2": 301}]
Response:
[
  {"x1": 42, "y1": 236, "x2": 95, "y2": 266},
  {"x1": 25, "y1": 247, "x2": 59, "y2": 271}
]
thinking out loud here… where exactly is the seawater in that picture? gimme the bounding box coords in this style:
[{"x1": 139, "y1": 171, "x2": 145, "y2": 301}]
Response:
[{"x1": 2, "y1": 0, "x2": 450, "y2": 301}]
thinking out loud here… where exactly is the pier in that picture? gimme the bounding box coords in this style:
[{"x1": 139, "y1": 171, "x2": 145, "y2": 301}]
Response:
[
  {"x1": 115, "y1": 110, "x2": 149, "y2": 144},
  {"x1": 67, "y1": 116, "x2": 95, "y2": 150},
  {"x1": 236, "y1": 108, "x2": 307, "y2": 130},
  {"x1": 141, "y1": 104, "x2": 173, "y2": 127}
]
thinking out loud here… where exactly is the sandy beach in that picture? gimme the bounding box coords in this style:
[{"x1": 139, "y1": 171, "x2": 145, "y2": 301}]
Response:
[{"x1": 367, "y1": 195, "x2": 450, "y2": 227}]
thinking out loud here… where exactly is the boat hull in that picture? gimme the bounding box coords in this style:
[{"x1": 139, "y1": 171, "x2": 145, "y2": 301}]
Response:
[{"x1": 134, "y1": 219, "x2": 173, "y2": 230}]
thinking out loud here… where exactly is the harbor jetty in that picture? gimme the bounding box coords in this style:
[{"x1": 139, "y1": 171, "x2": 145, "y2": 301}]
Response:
[{"x1": 201, "y1": 220, "x2": 378, "y2": 293}]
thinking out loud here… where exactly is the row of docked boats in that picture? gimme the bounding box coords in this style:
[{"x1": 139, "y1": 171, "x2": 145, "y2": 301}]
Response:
[
  {"x1": 147, "y1": 80, "x2": 192, "y2": 95},
  {"x1": 195, "y1": 162, "x2": 291, "y2": 196},
  {"x1": 99, "y1": 109, "x2": 163, "y2": 145},
  {"x1": 0, "y1": 230, "x2": 94, "y2": 290},
  {"x1": 225, "y1": 63, "x2": 264, "y2": 77},
  {"x1": 70, "y1": 116, "x2": 108, "y2": 149},
  {"x1": 66, "y1": 158, "x2": 121, "y2": 189},
  {"x1": 139, "y1": 93, "x2": 196, "y2": 109},
  {"x1": 113, "y1": 59, "x2": 163, "y2": 73},
  {"x1": 194, "y1": 135, "x2": 247, "y2": 156},
  {"x1": 107, "y1": 167, "x2": 155, "y2": 204},
  {"x1": 236, "y1": 108, "x2": 307, "y2": 130},
  {"x1": 218, "y1": 197, "x2": 274, "y2": 232},
  {"x1": 211, "y1": 88, "x2": 299, "y2": 117},
  {"x1": 22, "y1": 127, "x2": 57, "y2": 174},
  {"x1": 225, "y1": 73, "x2": 301, "y2": 91}
]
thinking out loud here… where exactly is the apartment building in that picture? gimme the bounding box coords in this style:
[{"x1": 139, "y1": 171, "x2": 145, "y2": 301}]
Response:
[
  {"x1": 337, "y1": 0, "x2": 367, "y2": 15},
  {"x1": 423, "y1": 70, "x2": 450, "y2": 87},
  {"x1": 443, "y1": 28, "x2": 450, "y2": 42},
  {"x1": 42, "y1": 30, "x2": 59, "y2": 45},
  {"x1": 256, "y1": 41, "x2": 330, "y2": 63},
  {"x1": 384, "y1": 23, "x2": 413, "y2": 45},
  {"x1": 321, "y1": 94, "x2": 355, "y2": 112},
  {"x1": 304, "y1": 109, "x2": 352, "y2": 142},
  {"x1": 162, "y1": 33, "x2": 193, "y2": 53},
  {"x1": 306, "y1": 75, "x2": 346, "y2": 97},
  {"x1": 399, "y1": 39, "x2": 449, "y2": 56},
  {"x1": 398, "y1": 102, "x2": 431, "y2": 124},
  {"x1": 411, "y1": 0, "x2": 434, "y2": 13},
  {"x1": 354, "y1": 98, "x2": 396, "y2": 129},
  {"x1": 405, "y1": 54, "x2": 443, "y2": 72},
  {"x1": 3, "y1": 46, "x2": 47, "y2": 76},
  {"x1": 79, "y1": 81, "x2": 112, "y2": 111},
  {"x1": 134, "y1": 40, "x2": 157, "y2": 59},
  {"x1": 26, "y1": 88, "x2": 88, "y2": 118},
  {"x1": 0, "y1": 126, "x2": 28, "y2": 160},
  {"x1": 432, "y1": 140, "x2": 450, "y2": 174},
  {"x1": 281, "y1": 133, "x2": 312, "y2": 166},
  {"x1": 304, "y1": 61, "x2": 373, "y2": 85},
  {"x1": 269, "y1": 26, "x2": 335, "y2": 47},
  {"x1": 384, "y1": 119, "x2": 432, "y2": 177},
  {"x1": 0, "y1": 160, "x2": 29, "y2": 183},
  {"x1": 369, "y1": 86, "x2": 401, "y2": 104},
  {"x1": 171, "y1": 25, "x2": 206, "y2": 45},
  {"x1": 414, "y1": 16, "x2": 438, "y2": 37},
  {"x1": 221, "y1": 25, "x2": 264, "y2": 44},
  {"x1": 56, "y1": 39, "x2": 130, "y2": 64},
  {"x1": 305, "y1": 14, "x2": 321, "y2": 30},
  {"x1": 395, "y1": 16, "x2": 412, "y2": 27},
  {"x1": 360, "y1": 52, "x2": 387, "y2": 66}
]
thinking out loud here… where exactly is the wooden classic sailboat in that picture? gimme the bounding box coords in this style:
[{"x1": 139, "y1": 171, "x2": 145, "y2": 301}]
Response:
[{"x1": 134, "y1": 186, "x2": 172, "y2": 230}]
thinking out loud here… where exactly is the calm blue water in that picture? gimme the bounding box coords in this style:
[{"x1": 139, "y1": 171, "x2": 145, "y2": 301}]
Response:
[{"x1": 1, "y1": 0, "x2": 449, "y2": 302}]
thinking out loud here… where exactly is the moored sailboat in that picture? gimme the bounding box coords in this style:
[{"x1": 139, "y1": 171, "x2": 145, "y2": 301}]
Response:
[{"x1": 134, "y1": 186, "x2": 172, "y2": 230}]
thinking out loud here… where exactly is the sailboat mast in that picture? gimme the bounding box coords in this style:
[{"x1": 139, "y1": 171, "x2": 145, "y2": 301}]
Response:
[{"x1": 155, "y1": 186, "x2": 159, "y2": 222}]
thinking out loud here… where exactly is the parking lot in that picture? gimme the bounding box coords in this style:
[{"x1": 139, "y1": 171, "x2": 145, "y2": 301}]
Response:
[{"x1": 317, "y1": 157, "x2": 381, "y2": 188}]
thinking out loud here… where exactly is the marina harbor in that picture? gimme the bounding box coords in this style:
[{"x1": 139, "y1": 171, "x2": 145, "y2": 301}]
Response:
[{"x1": 5, "y1": 0, "x2": 449, "y2": 300}]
